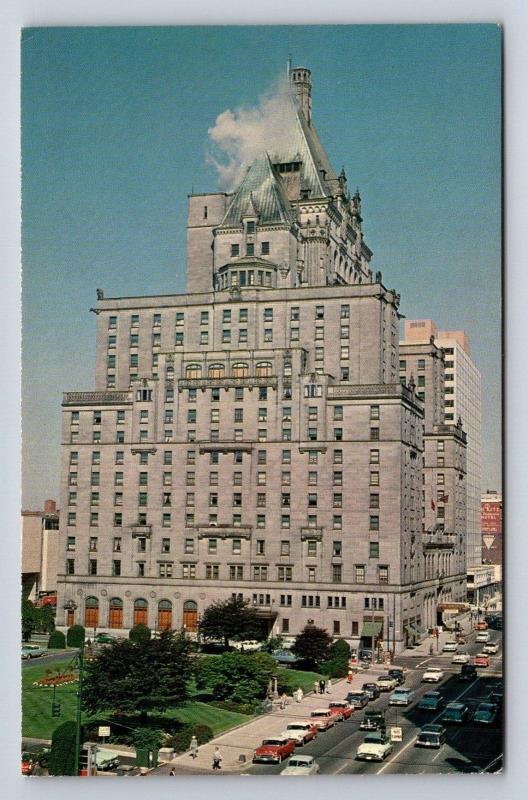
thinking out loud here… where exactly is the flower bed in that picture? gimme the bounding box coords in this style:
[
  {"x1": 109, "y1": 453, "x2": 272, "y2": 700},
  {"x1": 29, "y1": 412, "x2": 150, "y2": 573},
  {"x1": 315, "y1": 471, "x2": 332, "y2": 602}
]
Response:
[{"x1": 33, "y1": 673, "x2": 78, "y2": 687}]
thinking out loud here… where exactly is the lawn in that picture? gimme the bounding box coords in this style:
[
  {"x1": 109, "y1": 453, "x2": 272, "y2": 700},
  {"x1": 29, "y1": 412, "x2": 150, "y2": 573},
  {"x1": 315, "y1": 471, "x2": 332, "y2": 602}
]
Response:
[
  {"x1": 277, "y1": 667, "x2": 324, "y2": 694},
  {"x1": 22, "y1": 658, "x2": 252, "y2": 740}
]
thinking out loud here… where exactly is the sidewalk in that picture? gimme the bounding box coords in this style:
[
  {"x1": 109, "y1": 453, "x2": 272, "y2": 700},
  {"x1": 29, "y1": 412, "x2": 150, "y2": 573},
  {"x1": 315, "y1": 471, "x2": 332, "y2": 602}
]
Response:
[
  {"x1": 397, "y1": 613, "x2": 475, "y2": 659},
  {"x1": 164, "y1": 666, "x2": 388, "y2": 774}
]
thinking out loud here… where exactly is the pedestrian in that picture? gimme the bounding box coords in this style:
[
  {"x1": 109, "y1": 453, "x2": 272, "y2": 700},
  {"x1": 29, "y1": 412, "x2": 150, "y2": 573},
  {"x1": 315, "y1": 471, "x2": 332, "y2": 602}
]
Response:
[
  {"x1": 326, "y1": 678, "x2": 332, "y2": 693},
  {"x1": 347, "y1": 669, "x2": 353, "y2": 684},
  {"x1": 169, "y1": 768, "x2": 176, "y2": 776},
  {"x1": 212, "y1": 747, "x2": 222, "y2": 770},
  {"x1": 319, "y1": 679, "x2": 325, "y2": 694},
  {"x1": 189, "y1": 735, "x2": 198, "y2": 759},
  {"x1": 295, "y1": 687, "x2": 303, "y2": 703},
  {"x1": 313, "y1": 680, "x2": 319, "y2": 695},
  {"x1": 280, "y1": 692, "x2": 288, "y2": 709}
]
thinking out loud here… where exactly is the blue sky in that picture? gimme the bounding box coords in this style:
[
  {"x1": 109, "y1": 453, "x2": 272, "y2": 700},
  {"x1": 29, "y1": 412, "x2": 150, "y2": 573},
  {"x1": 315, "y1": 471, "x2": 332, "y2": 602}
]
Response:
[{"x1": 21, "y1": 25, "x2": 501, "y2": 507}]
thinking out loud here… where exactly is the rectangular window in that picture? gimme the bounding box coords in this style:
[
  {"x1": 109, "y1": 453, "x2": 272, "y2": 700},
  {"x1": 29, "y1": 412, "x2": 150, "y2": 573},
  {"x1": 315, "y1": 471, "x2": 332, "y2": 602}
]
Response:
[
  {"x1": 257, "y1": 493, "x2": 266, "y2": 507},
  {"x1": 113, "y1": 512, "x2": 122, "y2": 527},
  {"x1": 282, "y1": 449, "x2": 291, "y2": 464},
  {"x1": 370, "y1": 427, "x2": 380, "y2": 441},
  {"x1": 253, "y1": 565, "x2": 268, "y2": 581},
  {"x1": 184, "y1": 539, "x2": 194, "y2": 554},
  {"x1": 355, "y1": 565, "x2": 366, "y2": 583},
  {"x1": 256, "y1": 514, "x2": 266, "y2": 529},
  {"x1": 333, "y1": 541, "x2": 342, "y2": 557},
  {"x1": 370, "y1": 449, "x2": 380, "y2": 464},
  {"x1": 66, "y1": 536, "x2": 76, "y2": 551},
  {"x1": 261, "y1": 241, "x2": 270, "y2": 255},
  {"x1": 333, "y1": 493, "x2": 342, "y2": 508},
  {"x1": 246, "y1": 242, "x2": 254, "y2": 256},
  {"x1": 369, "y1": 515, "x2": 380, "y2": 531},
  {"x1": 333, "y1": 515, "x2": 342, "y2": 530},
  {"x1": 278, "y1": 566, "x2": 292, "y2": 581},
  {"x1": 370, "y1": 493, "x2": 380, "y2": 509},
  {"x1": 232, "y1": 538, "x2": 242, "y2": 554},
  {"x1": 334, "y1": 428, "x2": 343, "y2": 441},
  {"x1": 307, "y1": 539, "x2": 317, "y2": 556},
  {"x1": 281, "y1": 515, "x2": 290, "y2": 529},
  {"x1": 90, "y1": 491, "x2": 99, "y2": 506},
  {"x1": 315, "y1": 326, "x2": 324, "y2": 340},
  {"x1": 370, "y1": 471, "x2": 380, "y2": 486},
  {"x1": 369, "y1": 541, "x2": 380, "y2": 558},
  {"x1": 112, "y1": 560, "x2": 121, "y2": 576},
  {"x1": 182, "y1": 564, "x2": 197, "y2": 579},
  {"x1": 378, "y1": 565, "x2": 389, "y2": 584}
]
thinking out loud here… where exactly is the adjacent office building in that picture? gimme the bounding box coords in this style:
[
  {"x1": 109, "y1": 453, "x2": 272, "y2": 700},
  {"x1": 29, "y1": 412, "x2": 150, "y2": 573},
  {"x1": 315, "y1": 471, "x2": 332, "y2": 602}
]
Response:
[
  {"x1": 22, "y1": 499, "x2": 60, "y2": 602},
  {"x1": 55, "y1": 67, "x2": 467, "y2": 651},
  {"x1": 481, "y1": 490, "x2": 502, "y2": 565}
]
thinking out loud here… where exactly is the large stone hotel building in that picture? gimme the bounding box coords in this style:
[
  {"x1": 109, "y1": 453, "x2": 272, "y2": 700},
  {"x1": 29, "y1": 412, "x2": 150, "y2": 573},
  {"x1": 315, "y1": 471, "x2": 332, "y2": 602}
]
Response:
[{"x1": 56, "y1": 67, "x2": 467, "y2": 652}]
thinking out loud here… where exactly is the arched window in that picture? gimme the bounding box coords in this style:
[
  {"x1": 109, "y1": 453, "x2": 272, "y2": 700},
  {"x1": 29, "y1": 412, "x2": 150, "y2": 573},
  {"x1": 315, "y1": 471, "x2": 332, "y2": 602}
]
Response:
[
  {"x1": 183, "y1": 600, "x2": 198, "y2": 633},
  {"x1": 232, "y1": 361, "x2": 249, "y2": 378},
  {"x1": 186, "y1": 363, "x2": 202, "y2": 379},
  {"x1": 108, "y1": 597, "x2": 123, "y2": 629},
  {"x1": 255, "y1": 361, "x2": 272, "y2": 377},
  {"x1": 133, "y1": 598, "x2": 148, "y2": 627},
  {"x1": 208, "y1": 363, "x2": 225, "y2": 379},
  {"x1": 84, "y1": 596, "x2": 99, "y2": 628},
  {"x1": 157, "y1": 599, "x2": 173, "y2": 631}
]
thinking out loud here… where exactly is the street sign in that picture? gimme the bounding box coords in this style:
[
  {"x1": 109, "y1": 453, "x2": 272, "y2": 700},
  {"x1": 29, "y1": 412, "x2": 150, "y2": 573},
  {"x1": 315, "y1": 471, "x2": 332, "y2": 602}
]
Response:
[
  {"x1": 98, "y1": 726, "x2": 111, "y2": 737},
  {"x1": 390, "y1": 726, "x2": 403, "y2": 742}
]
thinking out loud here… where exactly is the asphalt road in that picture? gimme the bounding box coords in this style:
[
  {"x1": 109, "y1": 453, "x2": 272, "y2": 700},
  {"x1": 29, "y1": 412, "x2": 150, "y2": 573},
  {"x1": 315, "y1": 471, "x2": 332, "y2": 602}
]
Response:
[
  {"x1": 21, "y1": 649, "x2": 80, "y2": 669},
  {"x1": 249, "y1": 629, "x2": 503, "y2": 776}
]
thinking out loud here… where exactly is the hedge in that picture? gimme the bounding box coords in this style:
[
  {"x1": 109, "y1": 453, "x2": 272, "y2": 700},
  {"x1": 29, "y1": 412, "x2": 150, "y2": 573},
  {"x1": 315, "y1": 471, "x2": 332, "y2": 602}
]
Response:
[
  {"x1": 48, "y1": 630, "x2": 66, "y2": 649},
  {"x1": 66, "y1": 625, "x2": 85, "y2": 647}
]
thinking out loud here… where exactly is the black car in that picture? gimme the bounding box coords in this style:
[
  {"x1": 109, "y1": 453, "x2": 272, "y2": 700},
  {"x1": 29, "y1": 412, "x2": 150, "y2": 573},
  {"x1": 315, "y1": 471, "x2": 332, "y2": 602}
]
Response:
[
  {"x1": 442, "y1": 702, "x2": 469, "y2": 724},
  {"x1": 388, "y1": 668, "x2": 405, "y2": 685},
  {"x1": 362, "y1": 682, "x2": 381, "y2": 700},
  {"x1": 346, "y1": 691, "x2": 370, "y2": 709},
  {"x1": 459, "y1": 663, "x2": 477, "y2": 681},
  {"x1": 359, "y1": 709, "x2": 386, "y2": 731},
  {"x1": 358, "y1": 648, "x2": 373, "y2": 661}
]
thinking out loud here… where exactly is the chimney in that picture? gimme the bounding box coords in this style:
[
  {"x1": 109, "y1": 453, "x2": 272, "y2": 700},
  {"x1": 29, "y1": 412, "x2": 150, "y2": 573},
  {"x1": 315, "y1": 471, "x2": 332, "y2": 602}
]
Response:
[
  {"x1": 44, "y1": 499, "x2": 56, "y2": 514},
  {"x1": 290, "y1": 66, "x2": 312, "y2": 124}
]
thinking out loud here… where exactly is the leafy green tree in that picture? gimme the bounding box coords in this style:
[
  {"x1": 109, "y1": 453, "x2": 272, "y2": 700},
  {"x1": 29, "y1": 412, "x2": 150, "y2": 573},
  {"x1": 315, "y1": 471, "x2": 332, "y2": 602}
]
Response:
[
  {"x1": 66, "y1": 624, "x2": 85, "y2": 647},
  {"x1": 260, "y1": 635, "x2": 284, "y2": 654},
  {"x1": 199, "y1": 596, "x2": 263, "y2": 649},
  {"x1": 292, "y1": 624, "x2": 332, "y2": 669},
  {"x1": 38, "y1": 604, "x2": 56, "y2": 634},
  {"x1": 82, "y1": 630, "x2": 193, "y2": 722},
  {"x1": 195, "y1": 651, "x2": 276, "y2": 704},
  {"x1": 48, "y1": 630, "x2": 66, "y2": 649},
  {"x1": 22, "y1": 599, "x2": 36, "y2": 641},
  {"x1": 48, "y1": 720, "x2": 79, "y2": 776},
  {"x1": 129, "y1": 623, "x2": 151, "y2": 643},
  {"x1": 329, "y1": 638, "x2": 351, "y2": 660}
]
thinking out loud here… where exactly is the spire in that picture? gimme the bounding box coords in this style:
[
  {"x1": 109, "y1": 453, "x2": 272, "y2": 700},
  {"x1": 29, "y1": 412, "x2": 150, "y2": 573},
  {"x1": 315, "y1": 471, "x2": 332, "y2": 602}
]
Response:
[{"x1": 289, "y1": 65, "x2": 312, "y2": 124}]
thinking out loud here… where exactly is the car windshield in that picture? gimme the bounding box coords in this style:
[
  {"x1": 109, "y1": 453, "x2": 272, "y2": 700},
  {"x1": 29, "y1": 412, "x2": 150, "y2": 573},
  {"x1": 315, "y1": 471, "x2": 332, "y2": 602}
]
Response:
[
  {"x1": 349, "y1": 694, "x2": 363, "y2": 700},
  {"x1": 311, "y1": 712, "x2": 329, "y2": 718},
  {"x1": 444, "y1": 708, "x2": 462, "y2": 718},
  {"x1": 330, "y1": 703, "x2": 345, "y2": 708},
  {"x1": 288, "y1": 760, "x2": 309, "y2": 767},
  {"x1": 364, "y1": 734, "x2": 384, "y2": 744},
  {"x1": 287, "y1": 725, "x2": 307, "y2": 731},
  {"x1": 478, "y1": 704, "x2": 495, "y2": 712},
  {"x1": 262, "y1": 740, "x2": 282, "y2": 746}
]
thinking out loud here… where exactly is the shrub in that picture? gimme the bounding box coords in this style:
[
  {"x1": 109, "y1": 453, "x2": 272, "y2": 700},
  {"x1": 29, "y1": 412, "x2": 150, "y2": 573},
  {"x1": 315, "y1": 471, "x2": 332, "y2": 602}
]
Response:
[
  {"x1": 48, "y1": 720, "x2": 79, "y2": 776},
  {"x1": 48, "y1": 630, "x2": 66, "y2": 649},
  {"x1": 166, "y1": 724, "x2": 193, "y2": 753},
  {"x1": 329, "y1": 638, "x2": 351, "y2": 660},
  {"x1": 320, "y1": 658, "x2": 349, "y2": 678},
  {"x1": 66, "y1": 624, "x2": 85, "y2": 647},
  {"x1": 209, "y1": 699, "x2": 258, "y2": 716},
  {"x1": 191, "y1": 724, "x2": 214, "y2": 745},
  {"x1": 129, "y1": 623, "x2": 152, "y2": 643}
]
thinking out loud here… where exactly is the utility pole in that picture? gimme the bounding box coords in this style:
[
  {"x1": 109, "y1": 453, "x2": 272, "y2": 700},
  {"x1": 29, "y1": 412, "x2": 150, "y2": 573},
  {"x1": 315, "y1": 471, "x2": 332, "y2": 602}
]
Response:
[{"x1": 74, "y1": 641, "x2": 85, "y2": 776}]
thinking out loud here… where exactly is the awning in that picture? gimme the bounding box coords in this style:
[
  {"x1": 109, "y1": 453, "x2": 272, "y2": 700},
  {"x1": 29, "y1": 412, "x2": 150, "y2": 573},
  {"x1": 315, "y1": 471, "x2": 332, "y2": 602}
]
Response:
[{"x1": 361, "y1": 622, "x2": 382, "y2": 638}]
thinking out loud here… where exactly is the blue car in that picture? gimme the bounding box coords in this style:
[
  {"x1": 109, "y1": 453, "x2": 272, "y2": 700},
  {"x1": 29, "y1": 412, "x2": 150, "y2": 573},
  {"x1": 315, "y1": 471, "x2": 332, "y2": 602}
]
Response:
[{"x1": 272, "y1": 649, "x2": 299, "y2": 665}]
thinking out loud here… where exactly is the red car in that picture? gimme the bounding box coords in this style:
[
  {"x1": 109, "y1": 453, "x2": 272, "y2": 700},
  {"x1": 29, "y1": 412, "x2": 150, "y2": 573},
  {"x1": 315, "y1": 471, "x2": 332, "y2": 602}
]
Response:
[
  {"x1": 475, "y1": 621, "x2": 488, "y2": 630},
  {"x1": 253, "y1": 737, "x2": 296, "y2": 764},
  {"x1": 474, "y1": 653, "x2": 490, "y2": 667},
  {"x1": 328, "y1": 701, "x2": 353, "y2": 720},
  {"x1": 21, "y1": 754, "x2": 34, "y2": 776}
]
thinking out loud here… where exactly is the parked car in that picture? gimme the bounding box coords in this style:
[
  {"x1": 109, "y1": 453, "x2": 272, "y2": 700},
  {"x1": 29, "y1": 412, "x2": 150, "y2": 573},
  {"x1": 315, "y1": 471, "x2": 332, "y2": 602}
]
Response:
[
  {"x1": 388, "y1": 668, "x2": 406, "y2": 685},
  {"x1": 442, "y1": 702, "x2": 469, "y2": 724},
  {"x1": 230, "y1": 640, "x2": 261, "y2": 651},
  {"x1": 475, "y1": 621, "x2": 488, "y2": 630},
  {"x1": 489, "y1": 690, "x2": 503, "y2": 709},
  {"x1": 476, "y1": 631, "x2": 490, "y2": 643},
  {"x1": 360, "y1": 709, "x2": 386, "y2": 731},
  {"x1": 442, "y1": 641, "x2": 458, "y2": 652},
  {"x1": 415, "y1": 724, "x2": 447, "y2": 749},
  {"x1": 422, "y1": 666, "x2": 444, "y2": 683},
  {"x1": 94, "y1": 749, "x2": 120, "y2": 770},
  {"x1": 388, "y1": 687, "x2": 415, "y2": 706},
  {"x1": 377, "y1": 674, "x2": 398, "y2": 691},
  {"x1": 253, "y1": 737, "x2": 296, "y2": 764},
  {"x1": 418, "y1": 691, "x2": 445, "y2": 712},
  {"x1": 88, "y1": 633, "x2": 116, "y2": 645},
  {"x1": 459, "y1": 663, "x2": 477, "y2": 681},
  {"x1": 346, "y1": 691, "x2": 370, "y2": 708},
  {"x1": 362, "y1": 682, "x2": 381, "y2": 700},
  {"x1": 452, "y1": 652, "x2": 470, "y2": 664},
  {"x1": 21, "y1": 645, "x2": 46, "y2": 659},
  {"x1": 474, "y1": 653, "x2": 490, "y2": 667},
  {"x1": 280, "y1": 755, "x2": 320, "y2": 775},
  {"x1": 310, "y1": 709, "x2": 335, "y2": 731},
  {"x1": 358, "y1": 648, "x2": 373, "y2": 661},
  {"x1": 483, "y1": 642, "x2": 499, "y2": 655},
  {"x1": 356, "y1": 732, "x2": 393, "y2": 762},
  {"x1": 328, "y1": 701, "x2": 353, "y2": 720},
  {"x1": 281, "y1": 722, "x2": 318, "y2": 745},
  {"x1": 473, "y1": 703, "x2": 498, "y2": 725},
  {"x1": 272, "y1": 649, "x2": 300, "y2": 665}
]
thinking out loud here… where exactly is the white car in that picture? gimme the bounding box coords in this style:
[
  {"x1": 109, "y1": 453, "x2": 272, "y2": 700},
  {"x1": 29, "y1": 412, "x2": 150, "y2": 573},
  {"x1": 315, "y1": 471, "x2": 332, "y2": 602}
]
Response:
[
  {"x1": 230, "y1": 640, "x2": 262, "y2": 651},
  {"x1": 483, "y1": 642, "x2": 499, "y2": 655},
  {"x1": 21, "y1": 645, "x2": 46, "y2": 659},
  {"x1": 442, "y1": 642, "x2": 458, "y2": 652},
  {"x1": 310, "y1": 709, "x2": 335, "y2": 731},
  {"x1": 388, "y1": 687, "x2": 415, "y2": 706},
  {"x1": 356, "y1": 732, "x2": 393, "y2": 762},
  {"x1": 280, "y1": 755, "x2": 320, "y2": 775},
  {"x1": 377, "y1": 675, "x2": 398, "y2": 691},
  {"x1": 475, "y1": 632, "x2": 490, "y2": 643},
  {"x1": 422, "y1": 667, "x2": 444, "y2": 683},
  {"x1": 280, "y1": 722, "x2": 317, "y2": 745},
  {"x1": 451, "y1": 652, "x2": 471, "y2": 664}
]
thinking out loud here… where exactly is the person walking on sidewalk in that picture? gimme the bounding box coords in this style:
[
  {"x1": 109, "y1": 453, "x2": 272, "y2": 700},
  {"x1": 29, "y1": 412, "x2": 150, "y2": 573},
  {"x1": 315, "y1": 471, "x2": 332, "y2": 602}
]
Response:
[
  {"x1": 326, "y1": 678, "x2": 332, "y2": 693},
  {"x1": 280, "y1": 692, "x2": 288, "y2": 710},
  {"x1": 295, "y1": 687, "x2": 303, "y2": 703},
  {"x1": 319, "y1": 679, "x2": 325, "y2": 694},
  {"x1": 313, "y1": 680, "x2": 319, "y2": 695},
  {"x1": 189, "y1": 735, "x2": 198, "y2": 759},
  {"x1": 212, "y1": 747, "x2": 222, "y2": 770}
]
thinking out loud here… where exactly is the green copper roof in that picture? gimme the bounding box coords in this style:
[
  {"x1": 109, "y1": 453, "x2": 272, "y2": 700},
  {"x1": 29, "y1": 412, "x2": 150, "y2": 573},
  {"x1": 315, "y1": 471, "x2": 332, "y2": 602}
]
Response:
[{"x1": 220, "y1": 153, "x2": 294, "y2": 227}]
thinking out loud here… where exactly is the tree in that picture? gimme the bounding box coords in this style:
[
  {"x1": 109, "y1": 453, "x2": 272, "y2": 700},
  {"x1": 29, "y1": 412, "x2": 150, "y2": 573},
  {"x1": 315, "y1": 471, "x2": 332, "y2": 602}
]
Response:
[
  {"x1": 320, "y1": 637, "x2": 351, "y2": 678},
  {"x1": 48, "y1": 721, "x2": 79, "y2": 776},
  {"x1": 129, "y1": 623, "x2": 151, "y2": 643},
  {"x1": 199, "y1": 596, "x2": 263, "y2": 649},
  {"x1": 195, "y1": 652, "x2": 276, "y2": 704},
  {"x1": 82, "y1": 630, "x2": 193, "y2": 722},
  {"x1": 292, "y1": 624, "x2": 332, "y2": 669},
  {"x1": 48, "y1": 630, "x2": 66, "y2": 649},
  {"x1": 66, "y1": 624, "x2": 85, "y2": 647},
  {"x1": 38, "y1": 604, "x2": 56, "y2": 634},
  {"x1": 22, "y1": 599, "x2": 36, "y2": 641}
]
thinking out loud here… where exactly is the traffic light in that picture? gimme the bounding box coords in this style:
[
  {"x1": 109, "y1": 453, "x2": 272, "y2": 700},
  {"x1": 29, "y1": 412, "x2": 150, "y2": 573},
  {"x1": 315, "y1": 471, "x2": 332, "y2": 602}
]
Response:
[{"x1": 51, "y1": 701, "x2": 61, "y2": 717}]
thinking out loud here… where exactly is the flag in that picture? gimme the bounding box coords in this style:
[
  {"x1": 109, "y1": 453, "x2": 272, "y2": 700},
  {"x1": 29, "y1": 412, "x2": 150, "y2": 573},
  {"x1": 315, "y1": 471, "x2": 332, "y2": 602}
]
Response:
[
  {"x1": 431, "y1": 499, "x2": 436, "y2": 511},
  {"x1": 441, "y1": 495, "x2": 449, "y2": 503}
]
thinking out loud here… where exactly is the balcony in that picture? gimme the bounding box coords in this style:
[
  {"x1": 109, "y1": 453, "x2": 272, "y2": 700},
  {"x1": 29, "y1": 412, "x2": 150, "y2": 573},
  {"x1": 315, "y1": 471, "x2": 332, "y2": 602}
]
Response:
[
  {"x1": 199, "y1": 443, "x2": 253, "y2": 454},
  {"x1": 300, "y1": 527, "x2": 324, "y2": 541},
  {"x1": 179, "y1": 376, "x2": 278, "y2": 391},
  {"x1": 128, "y1": 524, "x2": 153, "y2": 537},
  {"x1": 327, "y1": 382, "x2": 419, "y2": 405},
  {"x1": 196, "y1": 525, "x2": 252, "y2": 540},
  {"x1": 63, "y1": 391, "x2": 131, "y2": 405},
  {"x1": 423, "y1": 532, "x2": 455, "y2": 551}
]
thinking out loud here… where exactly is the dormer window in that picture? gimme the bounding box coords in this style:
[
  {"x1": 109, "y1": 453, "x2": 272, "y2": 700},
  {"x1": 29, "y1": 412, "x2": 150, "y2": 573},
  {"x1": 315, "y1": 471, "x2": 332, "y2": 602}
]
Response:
[{"x1": 246, "y1": 221, "x2": 256, "y2": 234}]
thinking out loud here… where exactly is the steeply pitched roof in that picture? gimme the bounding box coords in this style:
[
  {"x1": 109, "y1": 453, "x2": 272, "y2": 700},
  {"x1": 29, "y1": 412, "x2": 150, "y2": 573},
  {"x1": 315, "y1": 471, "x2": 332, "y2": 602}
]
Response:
[{"x1": 219, "y1": 153, "x2": 294, "y2": 227}]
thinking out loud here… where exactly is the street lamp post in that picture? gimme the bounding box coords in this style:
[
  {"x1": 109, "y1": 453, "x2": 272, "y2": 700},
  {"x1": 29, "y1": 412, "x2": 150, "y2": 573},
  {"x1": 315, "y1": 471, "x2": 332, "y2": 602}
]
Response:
[{"x1": 64, "y1": 600, "x2": 85, "y2": 777}]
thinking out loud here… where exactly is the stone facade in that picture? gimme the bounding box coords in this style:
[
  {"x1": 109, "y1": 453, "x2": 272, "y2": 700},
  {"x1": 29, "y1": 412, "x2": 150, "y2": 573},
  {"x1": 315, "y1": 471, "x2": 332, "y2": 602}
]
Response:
[{"x1": 55, "y1": 66, "x2": 467, "y2": 651}]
